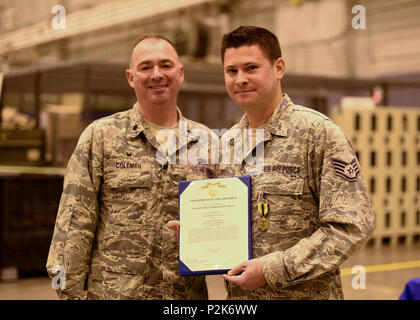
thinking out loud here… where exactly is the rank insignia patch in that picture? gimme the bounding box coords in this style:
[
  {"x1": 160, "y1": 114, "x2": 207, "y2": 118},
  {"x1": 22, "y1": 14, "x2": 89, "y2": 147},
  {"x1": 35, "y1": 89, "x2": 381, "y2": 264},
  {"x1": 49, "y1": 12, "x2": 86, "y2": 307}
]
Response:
[{"x1": 331, "y1": 158, "x2": 360, "y2": 182}]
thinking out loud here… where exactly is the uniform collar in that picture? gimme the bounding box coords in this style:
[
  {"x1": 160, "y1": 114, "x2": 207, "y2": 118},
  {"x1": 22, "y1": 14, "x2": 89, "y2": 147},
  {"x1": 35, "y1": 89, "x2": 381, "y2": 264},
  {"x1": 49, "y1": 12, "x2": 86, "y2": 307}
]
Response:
[
  {"x1": 127, "y1": 103, "x2": 185, "y2": 139},
  {"x1": 236, "y1": 93, "x2": 293, "y2": 139}
]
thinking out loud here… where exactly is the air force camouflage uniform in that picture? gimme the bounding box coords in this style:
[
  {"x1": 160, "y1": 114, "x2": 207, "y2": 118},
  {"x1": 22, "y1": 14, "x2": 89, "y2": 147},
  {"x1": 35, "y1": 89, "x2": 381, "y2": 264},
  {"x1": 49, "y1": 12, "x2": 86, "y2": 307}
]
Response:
[
  {"x1": 219, "y1": 94, "x2": 375, "y2": 299},
  {"x1": 47, "y1": 105, "x2": 215, "y2": 299}
]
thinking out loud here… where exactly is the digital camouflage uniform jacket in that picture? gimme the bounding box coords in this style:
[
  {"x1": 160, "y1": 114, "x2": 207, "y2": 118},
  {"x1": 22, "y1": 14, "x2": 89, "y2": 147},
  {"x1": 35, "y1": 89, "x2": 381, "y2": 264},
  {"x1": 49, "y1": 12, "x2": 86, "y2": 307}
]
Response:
[
  {"x1": 219, "y1": 94, "x2": 375, "y2": 299},
  {"x1": 47, "y1": 104, "x2": 215, "y2": 300}
]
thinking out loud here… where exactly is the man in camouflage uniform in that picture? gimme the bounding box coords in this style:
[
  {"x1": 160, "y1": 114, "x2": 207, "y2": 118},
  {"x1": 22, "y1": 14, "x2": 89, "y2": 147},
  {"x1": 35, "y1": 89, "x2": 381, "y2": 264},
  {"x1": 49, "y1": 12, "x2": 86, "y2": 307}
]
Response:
[
  {"x1": 219, "y1": 26, "x2": 375, "y2": 299},
  {"x1": 46, "y1": 34, "x2": 215, "y2": 299}
]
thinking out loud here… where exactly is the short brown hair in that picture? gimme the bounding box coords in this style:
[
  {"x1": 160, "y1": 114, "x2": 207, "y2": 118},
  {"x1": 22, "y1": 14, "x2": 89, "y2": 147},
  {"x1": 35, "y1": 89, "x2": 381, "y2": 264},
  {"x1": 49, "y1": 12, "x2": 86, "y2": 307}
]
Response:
[{"x1": 220, "y1": 26, "x2": 282, "y2": 64}]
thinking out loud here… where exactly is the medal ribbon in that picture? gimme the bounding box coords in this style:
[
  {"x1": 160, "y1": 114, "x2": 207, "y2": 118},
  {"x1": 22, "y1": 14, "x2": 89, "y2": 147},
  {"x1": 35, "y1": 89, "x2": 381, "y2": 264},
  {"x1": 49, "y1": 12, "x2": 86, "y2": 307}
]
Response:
[{"x1": 257, "y1": 203, "x2": 269, "y2": 218}]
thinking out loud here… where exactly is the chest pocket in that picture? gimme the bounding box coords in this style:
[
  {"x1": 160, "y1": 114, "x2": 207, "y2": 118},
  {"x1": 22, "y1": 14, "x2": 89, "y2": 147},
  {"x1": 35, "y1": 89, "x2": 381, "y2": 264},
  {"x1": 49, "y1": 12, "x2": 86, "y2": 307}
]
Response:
[
  {"x1": 101, "y1": 170, "x2": 155, "y2": 221},
  {"x1": 263, "y1": 176, "x2": 304, "y2": 196},
  {"x1": 105, "y1": 171, "x2": 152, "y2": 189},
  {"x1": 252, "y1": 174, "x2": 307, "y2": 254},
  {"x1": 258, "y1": 175, "x2": 305, "y2": 223}
]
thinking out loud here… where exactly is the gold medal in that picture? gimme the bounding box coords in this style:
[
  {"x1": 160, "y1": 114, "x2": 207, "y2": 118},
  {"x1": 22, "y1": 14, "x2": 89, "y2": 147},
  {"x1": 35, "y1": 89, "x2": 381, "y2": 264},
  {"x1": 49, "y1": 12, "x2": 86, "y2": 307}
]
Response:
[
  {"x1": 257, "y1": 217, "x2": 270, "y2": 230},
  {"x1": 257, "y1": 202, "x2": 269, "y2": 230}
]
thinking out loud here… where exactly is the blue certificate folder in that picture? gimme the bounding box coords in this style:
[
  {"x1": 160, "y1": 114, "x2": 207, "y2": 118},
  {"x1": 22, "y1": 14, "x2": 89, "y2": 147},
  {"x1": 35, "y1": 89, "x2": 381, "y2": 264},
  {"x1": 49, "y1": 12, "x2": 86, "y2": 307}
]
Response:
[{"x1": 178, "y1": 175, "x2": 252, "y2": 276}]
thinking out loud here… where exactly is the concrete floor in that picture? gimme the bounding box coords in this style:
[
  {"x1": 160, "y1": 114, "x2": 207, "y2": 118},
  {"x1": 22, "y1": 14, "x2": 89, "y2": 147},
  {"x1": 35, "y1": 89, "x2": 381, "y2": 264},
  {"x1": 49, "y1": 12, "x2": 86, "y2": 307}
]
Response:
[{"x1": 0, "y1": 244, "x2": 419, "y2": 300}]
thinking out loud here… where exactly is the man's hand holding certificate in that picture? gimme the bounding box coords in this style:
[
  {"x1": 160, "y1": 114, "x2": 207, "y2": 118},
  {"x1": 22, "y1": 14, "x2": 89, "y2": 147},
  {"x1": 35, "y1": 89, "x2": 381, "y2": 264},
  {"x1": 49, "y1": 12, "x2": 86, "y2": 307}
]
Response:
[{"x1": 177, "y1": 176, "x2": 252, "y2": 276}]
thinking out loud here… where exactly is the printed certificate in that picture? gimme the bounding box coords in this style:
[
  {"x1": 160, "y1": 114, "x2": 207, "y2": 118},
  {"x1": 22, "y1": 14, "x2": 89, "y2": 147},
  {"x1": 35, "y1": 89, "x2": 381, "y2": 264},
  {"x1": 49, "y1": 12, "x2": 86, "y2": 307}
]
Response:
[{"x1": 178, "y1": 176, "x2": 251, "y2": 276}]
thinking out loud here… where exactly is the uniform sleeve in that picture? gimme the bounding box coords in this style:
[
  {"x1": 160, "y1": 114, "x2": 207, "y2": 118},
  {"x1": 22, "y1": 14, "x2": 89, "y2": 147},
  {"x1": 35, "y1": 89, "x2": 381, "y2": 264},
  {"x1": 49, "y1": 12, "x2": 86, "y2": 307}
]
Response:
[
  {"x1": 260, "y1": 119, "x2": 375, "y2": 290},
  {"x1": 46, "y1": 123, "x2": 103, "y2": 299}
]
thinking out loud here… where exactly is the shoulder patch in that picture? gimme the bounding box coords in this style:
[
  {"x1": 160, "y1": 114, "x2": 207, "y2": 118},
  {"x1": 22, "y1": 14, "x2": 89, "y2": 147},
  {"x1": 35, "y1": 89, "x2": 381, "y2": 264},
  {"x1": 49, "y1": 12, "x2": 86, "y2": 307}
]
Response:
[{"x1": 330, "y1": 158, "x2": 360, "y2": 182}]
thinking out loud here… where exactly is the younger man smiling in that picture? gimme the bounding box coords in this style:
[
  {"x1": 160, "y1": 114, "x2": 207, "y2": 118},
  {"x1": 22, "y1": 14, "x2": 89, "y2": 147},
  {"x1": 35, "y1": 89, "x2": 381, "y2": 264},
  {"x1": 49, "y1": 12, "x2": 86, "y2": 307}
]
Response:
[{"x1": 219, "y1": 26, "x2": 375, "y2": 299}]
